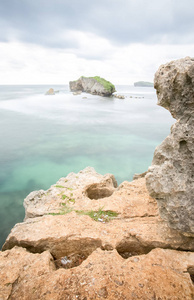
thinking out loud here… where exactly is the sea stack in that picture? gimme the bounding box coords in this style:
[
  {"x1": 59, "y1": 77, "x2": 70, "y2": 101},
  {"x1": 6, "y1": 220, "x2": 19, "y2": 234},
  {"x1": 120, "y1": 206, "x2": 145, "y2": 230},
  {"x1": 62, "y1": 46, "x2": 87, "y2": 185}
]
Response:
[
  {"x1": 69, "y1": 76, "x2": 116, "y2": 97},
  {"x1": 146, "y1": 57, "x2": 194, "y2": 236}
]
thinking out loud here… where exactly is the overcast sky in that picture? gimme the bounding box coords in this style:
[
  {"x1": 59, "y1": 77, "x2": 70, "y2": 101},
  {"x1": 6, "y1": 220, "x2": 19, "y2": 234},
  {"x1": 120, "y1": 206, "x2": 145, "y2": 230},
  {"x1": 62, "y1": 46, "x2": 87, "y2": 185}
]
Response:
[{"x1": 1, "y1": 0, "x2": 194, "y2": 84}]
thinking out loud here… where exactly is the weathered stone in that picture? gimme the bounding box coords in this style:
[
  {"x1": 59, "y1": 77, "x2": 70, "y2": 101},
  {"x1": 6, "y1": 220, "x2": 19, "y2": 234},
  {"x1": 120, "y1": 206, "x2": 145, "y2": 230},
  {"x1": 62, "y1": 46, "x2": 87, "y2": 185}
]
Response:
[
  {"x1": 146, "y1": 57, "x2": 194, "y2": 236},
  {"x1": 1, "y1": 166, "x2": 194, "y2": 299},
  {"x1": 0, "y1": 247, "x2": 193, "y2": 300},
  {"x1": 23, "y1": 167, "x2": 118, "y2": 219},
  {"x1": 133, "y1": 171, "x2": 147, "y2": 180},
  {"x1": 3, "y1": 177, "x2": 194, "y2": 259},
  {"x1": 45, "y1": 88, "x2": 55, "y2": 95},
  {"x1": 69, "y1": 76, "x2": 116, "y2": 97}
]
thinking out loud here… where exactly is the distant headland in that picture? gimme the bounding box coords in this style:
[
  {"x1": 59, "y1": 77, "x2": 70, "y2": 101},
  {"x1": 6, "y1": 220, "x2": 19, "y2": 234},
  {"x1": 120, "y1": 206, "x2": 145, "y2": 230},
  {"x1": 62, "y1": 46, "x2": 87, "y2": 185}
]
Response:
[{"x1": 134, "y1": 81, "x2": 154, "y2": 87}]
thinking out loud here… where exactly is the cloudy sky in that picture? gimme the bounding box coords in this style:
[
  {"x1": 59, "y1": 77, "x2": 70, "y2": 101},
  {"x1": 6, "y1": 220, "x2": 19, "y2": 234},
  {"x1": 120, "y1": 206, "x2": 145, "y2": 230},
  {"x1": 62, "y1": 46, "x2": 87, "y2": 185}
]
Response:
[{"x1": 0, "y1": 0, "x2": 194, "y2": 84}]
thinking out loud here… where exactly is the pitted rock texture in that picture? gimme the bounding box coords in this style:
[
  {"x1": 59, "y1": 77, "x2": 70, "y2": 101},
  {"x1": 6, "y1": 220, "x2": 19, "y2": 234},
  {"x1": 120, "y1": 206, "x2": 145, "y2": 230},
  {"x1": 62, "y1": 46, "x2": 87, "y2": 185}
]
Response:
[
  {"x1": 3, "y1": 175, "x2": 194, "y2": 259},
  {"x1": 146, "y1": 57, "x2": 194, "y2": 236},
  {"x1": 1, "y1": 167, "x2": 194, "y2": 299},
  {"x1": 0, "y1": 247, "x2": 194, "y2": 300}
]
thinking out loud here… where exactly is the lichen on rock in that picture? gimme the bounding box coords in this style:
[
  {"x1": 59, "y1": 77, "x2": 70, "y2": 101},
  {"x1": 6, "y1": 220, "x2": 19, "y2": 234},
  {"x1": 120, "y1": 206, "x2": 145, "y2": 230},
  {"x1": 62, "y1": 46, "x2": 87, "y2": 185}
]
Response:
[{"x1": 146, "y1": 56, "x2": 194, "y2": 236}]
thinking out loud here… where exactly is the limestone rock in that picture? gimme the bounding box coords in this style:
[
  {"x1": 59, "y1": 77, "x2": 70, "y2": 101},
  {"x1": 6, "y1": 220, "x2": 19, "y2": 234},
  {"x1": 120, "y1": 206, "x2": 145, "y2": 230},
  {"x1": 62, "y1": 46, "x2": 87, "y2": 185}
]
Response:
[
  {"x1": 23, "y1": 167, "x2": 118, "y2": 219},
  {"x1": 45, "y1": 88, "x2": 55, "y2": 95},
  {"x1": 3, "y1": 177, "x2": 194, "y2": 260},
  {"x1": 69, "y1": 76, "x2": 116, "y2": 97},
  {"x1": 146, "y1": 57, "x2": 194, "y2": 236},
  {"x1": 0, "y1": 247, "x2": 193, "y2": 300},
  {"x1": 1, "y1": 166, "x2": 194, "y2": 299}
]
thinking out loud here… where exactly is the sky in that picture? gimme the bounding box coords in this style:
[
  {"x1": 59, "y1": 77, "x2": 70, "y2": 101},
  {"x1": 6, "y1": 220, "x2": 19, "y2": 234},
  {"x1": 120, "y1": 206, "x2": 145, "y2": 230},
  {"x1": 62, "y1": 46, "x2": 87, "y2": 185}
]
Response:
[{"x1": 0, "y1": 0, "x2": 194, "y2": 85}]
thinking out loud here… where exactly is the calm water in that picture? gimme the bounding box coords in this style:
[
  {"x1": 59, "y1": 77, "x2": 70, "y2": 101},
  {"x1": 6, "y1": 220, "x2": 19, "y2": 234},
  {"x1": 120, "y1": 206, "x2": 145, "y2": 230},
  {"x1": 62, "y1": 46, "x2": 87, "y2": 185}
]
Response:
[{"x1": 0, "y1": 84, "x2": 174, "y2": 248}]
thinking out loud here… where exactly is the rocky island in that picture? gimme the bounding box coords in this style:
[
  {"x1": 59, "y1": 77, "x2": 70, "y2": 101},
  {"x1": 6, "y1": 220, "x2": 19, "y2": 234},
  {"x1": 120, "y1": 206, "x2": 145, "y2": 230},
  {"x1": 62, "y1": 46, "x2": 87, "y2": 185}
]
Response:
[
  {"x1": 0, "y1": 58, "x2": 194, "y2": 299},
  {"x1": 69, "y1": 76, "x2": 116, "y2": 97}
]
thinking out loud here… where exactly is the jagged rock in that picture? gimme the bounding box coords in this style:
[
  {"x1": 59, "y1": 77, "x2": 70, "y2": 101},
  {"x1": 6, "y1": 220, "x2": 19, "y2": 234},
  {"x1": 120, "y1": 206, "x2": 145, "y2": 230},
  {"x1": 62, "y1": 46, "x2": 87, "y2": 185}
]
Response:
[
  {"x1": 133, "y1": 171, "x2": 147, "y2": 180},
  {"x1": 146, "y1": 57, "x2": 194, "y2": 236},
  {"x1": 23, "y1": 167, "x2": 118, "y2": 219},
  {"x1": 45, "y1": 88, "x2": 55, "y2": 95},
  {"x1": 1, "y1": 166, "x2": 194, "y2": 299},
  {"x1": 3, "y1": 176, "x2": 194, "y2": 261},
  {"x1": 69, "y1": 76, "x2": 116, "y2": 97},
  {"x1": 0, "y1": 247, "x2": 193, "y2": 299}
]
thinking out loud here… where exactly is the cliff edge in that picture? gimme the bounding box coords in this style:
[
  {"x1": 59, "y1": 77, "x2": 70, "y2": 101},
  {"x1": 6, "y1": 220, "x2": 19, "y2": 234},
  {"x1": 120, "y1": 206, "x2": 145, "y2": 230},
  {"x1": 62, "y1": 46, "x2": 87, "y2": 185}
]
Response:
[{"x1": 146, "y1": 57, "x2": 194, "y2": 237}]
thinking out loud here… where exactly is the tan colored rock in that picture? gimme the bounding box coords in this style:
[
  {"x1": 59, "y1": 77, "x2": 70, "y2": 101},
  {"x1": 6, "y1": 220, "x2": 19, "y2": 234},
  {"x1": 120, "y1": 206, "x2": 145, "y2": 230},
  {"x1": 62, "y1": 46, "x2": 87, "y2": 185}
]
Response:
[
  {"x1": 1, "y1": 167, "x2": 194, "y2": 299},
  {"x1": 0, "y1": 246, "x2": 55, "y2": 300},
  {"x1": 23, "y1": 167, "x2": 157, "y2": 220},
  {"x1": 0, "y1": 247, "x2": 193, "y2": 300},
  {"x1": 3, "y1": 202, "x2": 194, "y2": 260}
]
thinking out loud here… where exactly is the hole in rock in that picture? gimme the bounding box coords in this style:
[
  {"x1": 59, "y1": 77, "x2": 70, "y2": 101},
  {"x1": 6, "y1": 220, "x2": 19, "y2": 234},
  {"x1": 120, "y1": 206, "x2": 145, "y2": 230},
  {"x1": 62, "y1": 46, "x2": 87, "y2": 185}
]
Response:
[
  {"x1": 116, "y1": 238, "x2": 153, "y2": 259},
  {"x1": 179, "y1": 140, "x2": 187, "y2": 152},
  {"x1": 86, "y1": 183, "x2": 114, "y2": 200},
  {"x1": 187, "y1": 267, "x2": 194, "y2": 284},
  {"x1": 55, "y1": 253, "x2": 88, "y2": 269}
]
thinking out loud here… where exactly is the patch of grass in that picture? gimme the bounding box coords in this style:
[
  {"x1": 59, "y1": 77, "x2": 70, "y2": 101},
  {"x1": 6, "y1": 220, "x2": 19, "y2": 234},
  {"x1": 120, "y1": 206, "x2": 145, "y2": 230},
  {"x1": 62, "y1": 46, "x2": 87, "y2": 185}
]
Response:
[
  {"x1": 93, "y1": 76, "x2": 116, "y2": 93},
  {"x1": 80, "y1": 76, "x2": 115, "y2": 94},
  {"x1": 49, "y1": 204, "x2": 118, "y2": 222},
  {"x1": 55, "y1": 185, "x2": 65, "y2": 188},
  {"x1": 49, "y1": 203, "x2": 73, "y2": 215},
  {"x1": 76, "y1": 208, "x2": 118, "y2": 222}
]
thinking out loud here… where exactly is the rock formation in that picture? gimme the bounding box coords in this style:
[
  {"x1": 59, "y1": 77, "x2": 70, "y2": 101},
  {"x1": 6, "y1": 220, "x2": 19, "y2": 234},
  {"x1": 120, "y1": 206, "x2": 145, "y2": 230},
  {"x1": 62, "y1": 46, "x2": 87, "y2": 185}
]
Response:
[
  {"x1": 1, "y1": 167, "x2": 194, "y2": 299},
  {"x1": 146, "y1": 57, "x2": 194, "y2": 236},
  {"x1": 45, "y1": 88, "x2": 55, "y2": 95},
  {"x1": 69, "y1": 76, "x2": 116, "y2": 97}
]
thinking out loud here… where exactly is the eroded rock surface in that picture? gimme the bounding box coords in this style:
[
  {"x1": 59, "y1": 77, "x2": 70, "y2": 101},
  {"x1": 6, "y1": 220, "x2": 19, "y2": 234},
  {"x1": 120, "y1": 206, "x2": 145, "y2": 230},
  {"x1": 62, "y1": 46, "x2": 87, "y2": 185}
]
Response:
[
  {"x1": 0, "y1": 247, "x2": 193, "y2": 300},
  {"x1": 1, "y1": 167, "x2": 194, "y2": 299},
  {"x1": 146, "y1": 57, "x2": 194, "y2": 236}
]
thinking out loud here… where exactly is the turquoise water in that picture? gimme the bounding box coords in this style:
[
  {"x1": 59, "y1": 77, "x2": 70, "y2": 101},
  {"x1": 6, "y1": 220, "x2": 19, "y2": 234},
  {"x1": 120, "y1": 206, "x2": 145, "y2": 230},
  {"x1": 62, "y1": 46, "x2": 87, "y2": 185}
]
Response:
[{"x1": 0, "y1": 85, "x2": 174, "y2": 248}]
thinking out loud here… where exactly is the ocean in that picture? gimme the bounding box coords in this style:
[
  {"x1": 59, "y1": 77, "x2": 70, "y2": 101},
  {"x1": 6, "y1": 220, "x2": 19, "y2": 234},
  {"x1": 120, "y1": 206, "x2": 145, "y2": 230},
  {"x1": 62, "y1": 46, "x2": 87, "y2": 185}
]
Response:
[{"x1": 0, "y1": 84, "x2": 174, "y2": 248}]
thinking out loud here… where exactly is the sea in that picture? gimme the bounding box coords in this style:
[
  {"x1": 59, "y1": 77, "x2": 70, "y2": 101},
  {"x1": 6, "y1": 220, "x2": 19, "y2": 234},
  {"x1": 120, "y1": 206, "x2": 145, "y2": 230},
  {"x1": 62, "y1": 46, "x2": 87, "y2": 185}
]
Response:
[{"x1": 0, "y1": 84, "x2": 174, "y2": 248}]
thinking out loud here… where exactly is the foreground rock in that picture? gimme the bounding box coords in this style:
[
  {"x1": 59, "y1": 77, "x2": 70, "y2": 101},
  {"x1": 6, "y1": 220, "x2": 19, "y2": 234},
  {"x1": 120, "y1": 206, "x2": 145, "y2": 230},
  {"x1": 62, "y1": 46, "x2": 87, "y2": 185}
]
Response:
[
  {"x1": 0, "y1": 247, "x2": 193, "y2": 300},
  {"x1": 1, "y1": 167, "x2": 194, "y2": 299},
  {"x1": 146, "y1": 57, "x2": 194, "y2": 236},
  {"x1": 69, "y1": 76, "x2": 116, "y2": 97}
]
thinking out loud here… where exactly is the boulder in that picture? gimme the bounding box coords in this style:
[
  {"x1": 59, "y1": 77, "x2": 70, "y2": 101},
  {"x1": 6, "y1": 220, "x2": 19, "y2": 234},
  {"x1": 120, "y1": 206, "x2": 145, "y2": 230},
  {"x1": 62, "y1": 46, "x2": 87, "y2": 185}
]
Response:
[
  {"x1": 45, "y1": 88, "x2": 55, "y2": 95},
  {"x1": 146, "y1": 57, "x2": 194, "y2": 236},
  {"x1": 69, "y1": 76, "x2": 116, "y2": 97}
]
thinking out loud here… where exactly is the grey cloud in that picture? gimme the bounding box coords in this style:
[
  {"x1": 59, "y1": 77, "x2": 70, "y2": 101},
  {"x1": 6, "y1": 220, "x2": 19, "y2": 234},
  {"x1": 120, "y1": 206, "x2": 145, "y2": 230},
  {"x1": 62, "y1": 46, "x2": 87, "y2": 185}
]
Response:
[{"x1": 1, "y1": 0, "x2": 194, "y2": 50}]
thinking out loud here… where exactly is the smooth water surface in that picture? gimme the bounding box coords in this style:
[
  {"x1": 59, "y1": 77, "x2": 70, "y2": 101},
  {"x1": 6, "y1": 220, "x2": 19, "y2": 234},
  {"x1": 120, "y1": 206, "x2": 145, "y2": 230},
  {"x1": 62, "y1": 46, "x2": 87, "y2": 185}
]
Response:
[{"x1": 0, "y1": 85, "x2": 174, "y2": 247}]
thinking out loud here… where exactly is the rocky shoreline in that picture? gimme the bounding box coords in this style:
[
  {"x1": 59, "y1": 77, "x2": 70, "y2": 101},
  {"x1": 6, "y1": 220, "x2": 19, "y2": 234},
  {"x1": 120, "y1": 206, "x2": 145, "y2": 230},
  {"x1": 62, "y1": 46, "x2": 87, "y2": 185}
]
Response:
[{"x1": 0, "y1": 57, "x2": 193, "y2": 299}]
